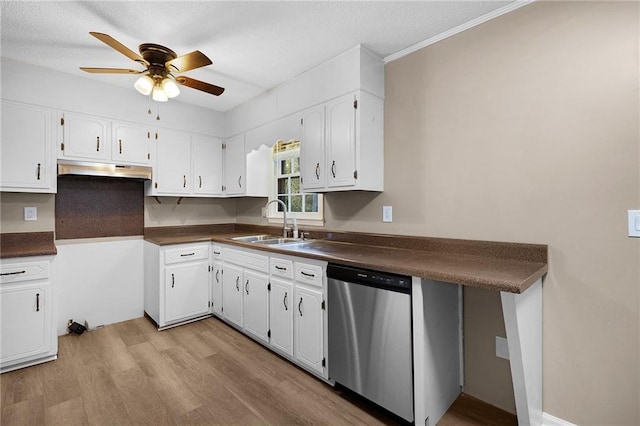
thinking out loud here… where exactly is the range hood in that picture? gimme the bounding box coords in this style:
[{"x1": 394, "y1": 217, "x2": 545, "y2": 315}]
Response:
[{"x1": 57, "y1": 160, "x2": 152, "y2": 180}]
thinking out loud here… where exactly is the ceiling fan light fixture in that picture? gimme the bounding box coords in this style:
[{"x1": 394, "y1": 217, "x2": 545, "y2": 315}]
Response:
[
  {"x1": 152, "y1": 83, "x2": 168, "y2": 102},
  {"x1": 134, "y1": 74, "x2": 154, "y2": 96},
  {"x1": 161, "y1": 77, "x2": 180, "y2": 98}
]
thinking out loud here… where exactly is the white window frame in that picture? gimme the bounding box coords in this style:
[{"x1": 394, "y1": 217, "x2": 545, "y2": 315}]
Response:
[{"x1": 267, "y1": 141, "x2": 324, "y2": 226}]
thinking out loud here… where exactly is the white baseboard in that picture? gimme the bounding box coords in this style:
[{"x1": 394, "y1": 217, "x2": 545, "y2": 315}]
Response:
[{"x1": 543, "y1": 412, "x2": 577, "y2": 426}]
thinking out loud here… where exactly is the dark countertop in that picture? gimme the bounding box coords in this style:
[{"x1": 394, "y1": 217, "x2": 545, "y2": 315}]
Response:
[
  {"x1": 144, "y1": 224, "x2": 548, "y2": 294},
  {"x1": 0, "y1": 232, "x2": 57, "y2": 258}
]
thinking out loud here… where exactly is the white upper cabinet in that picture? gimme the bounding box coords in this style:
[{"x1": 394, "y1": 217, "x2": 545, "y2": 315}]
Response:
[
  {"x1": 223, "y1": 134, "x2": 246, "y2": 196},
  {"x1": 299, "y1": 105, "x2": 326, "y2": 191},
  {"x1": 1, "y1": 100, "x2": 55, "y2": 193},
  {"x1": 152, "y1": 129, "x2": 192, "y2": 195},
  {"x1": 111, "y1": 121, "x2": 152, "y2": 165},
  {"x1": 326, "y1": 95, "x2": 357, "y2": 188},
  {"x1": 192, "y1": 135, "x2": 223, "y2": 196},
  {"x1": 300, "y1": 91, "x2": 383, "y2": 192},
  {"x1": 58, "y1": 111, "x2": 109, "y2": 161}
]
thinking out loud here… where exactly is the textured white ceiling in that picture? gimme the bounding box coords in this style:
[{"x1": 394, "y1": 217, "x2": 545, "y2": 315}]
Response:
[{"x1": 1, "y1": 1, "x2": 515, "y2": 112}]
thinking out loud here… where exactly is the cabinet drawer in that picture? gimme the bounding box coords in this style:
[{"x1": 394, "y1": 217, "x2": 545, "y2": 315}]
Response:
[
  {"x1": 164, "y1": 244, "x2": 209, "y2": 264},
  {"x1": 211, "y1": 245, "x2": 223, "y2": 260},
  {"x1": 295, "y1": 262, "x2": 323, "y2": 288},
  {"x1": 0, "y1": 261, "x2": 50, "y2": 284},
  {"x1": 270, "y1": 257, "x2": 294, "y2": 280},
  {"x1": 224, "y1": 248, "x2": 268, "y2": 273}
]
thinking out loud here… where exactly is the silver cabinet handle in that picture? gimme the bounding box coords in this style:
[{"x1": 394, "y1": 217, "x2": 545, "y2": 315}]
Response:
[
  {"x1": 331, "y1": 160, "x2": 336, "y2": 178},
  {"x1": 315, "y1": 163, "x2": 320, "y2": 179},
  {"x1": 36, "y1": 163, "x2": 41, "y2": 180},
  {"x1": 284, "y1": 292, "x2": 288, "y2": 310},
  {"x1": 36, "y1": 293, "x2": 40, "y2": 312},
  {"x1": 236, "y1": 276, "x2": 240, "y2": 291},
  {"x1": 245, "y1": 279, "x2": 249, "y2": 295},
  {"x1": 298, "y1": 297, "x2": 303, "y2": 316},
  {"x1": 96, "y1": 136, "x2": 100, "y2": 152}
]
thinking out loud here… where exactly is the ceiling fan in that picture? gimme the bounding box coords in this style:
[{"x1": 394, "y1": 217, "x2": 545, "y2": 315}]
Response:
[{"x1": 80, "y1": 32, "x2": 224, "y2": 102}]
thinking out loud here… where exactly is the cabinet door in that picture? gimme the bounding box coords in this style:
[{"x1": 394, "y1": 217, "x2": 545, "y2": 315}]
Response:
[
  {"x1": 192, "y1": 135, "x2": 223, "y2": 195},
  {"x1": 300, "y1": 105, "x2": 325, "y2": 191},
  {"x1": 222, "y1": 264, "x2": 243, "y2": 327},
  {"x1": 164, "y1": 262, "x2": 209, "y2": 324},
  {"x1": 112, "y1": 122, "x2": 151, "y2": 165},
  {"x1": 154, "y1": 130, "x2": 191, "y2": 194},
  {"x1": 294, "y1": 286, "x2": 323, "y2": 373},
  {"x1": 325, "y1": 95, "x2": 356, "y2": 188},
  {"x1": 59, "y1": 112, "x2": 109, "y2": 161},
  {"x1": 1, "y1": 282, "x2": 51, "y2": 365},
  {"x1": 1, "y1": 101, "x2": 52, "y2": 191},
  {"x1": 211, "y1": 262, "x2": 223, "y2": 316},
  {"x1": 243, "y1": 270, "x2": 269, "y2": 343},
  {"x1": 223, "y1": 134, "x2": 245, "y2": 195},
  {"x1": 270, "y1": 278, "x2": 293, "y2": 356}
]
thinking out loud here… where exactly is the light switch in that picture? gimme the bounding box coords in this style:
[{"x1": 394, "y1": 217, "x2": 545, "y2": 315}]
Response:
[
  {"x1": 382, "y1": 206, "x2": 392, "y2": 223},
  {"x1": 628, "y1": 210, "x2": 640, "y2": 237},
  {"x1": 24, "y1": 207, "x2": 37, "y2": 221}
]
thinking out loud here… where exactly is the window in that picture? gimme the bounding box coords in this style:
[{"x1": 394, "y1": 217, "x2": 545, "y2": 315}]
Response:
[{"x1": 267, "y1": 139, "x2": 323, "y2": 224}]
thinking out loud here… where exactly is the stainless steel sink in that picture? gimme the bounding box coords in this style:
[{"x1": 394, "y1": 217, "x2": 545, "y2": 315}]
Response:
[
  {"x1": 230, "y1": 234, "x2": 274, "y2": 243},
  {"x1": 252, "y1": 237, "x2": 302, "y2": 245}
]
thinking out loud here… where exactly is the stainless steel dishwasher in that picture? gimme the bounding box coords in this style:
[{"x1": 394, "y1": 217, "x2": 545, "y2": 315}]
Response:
[{"x1": 328, "y1": 263, "x2": 414, "y2": 422}]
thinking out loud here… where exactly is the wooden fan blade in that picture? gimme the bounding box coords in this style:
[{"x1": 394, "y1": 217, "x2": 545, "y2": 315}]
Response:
[
  {"x1": 80, "y1": 67, "x2": 143, "y2": 74},
  {"x1": 166, "y1": 51, "x2": 212, "y2": 73},
  {"x1": 89, "y1": 32, "x2": 148, "y2": 65},
  {"x1": 175, "y1": 76, "x2": 225, "y2": 96}
]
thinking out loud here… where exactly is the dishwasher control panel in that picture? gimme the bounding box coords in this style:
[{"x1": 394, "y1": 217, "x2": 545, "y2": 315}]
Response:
[{"x1": 327, "y1": 264, "x2": 411, "y2": 293}]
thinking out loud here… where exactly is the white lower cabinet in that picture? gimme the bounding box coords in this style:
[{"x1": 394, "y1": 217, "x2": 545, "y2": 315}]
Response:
[
  {"x1": 211, "y1": 245, "x2": 223, "y2": 316},
  {"x1": 144, "y1": 242, "x2": 211, "y2": 329},
  {"x1": 219, "y1": 245, "x2": 327, "y2": 379},
  {"x1": 269, "y1": 278, "x2": 293, "y2": 356},
  {"x1": 221, "y1": 263, "x2": 243, "y2": 327},
  {"x1": 0, "y1": 256, "x2": 57, "y2": 373},
  {"x1": 164, "y1": 262, "x2": 210, "y2": 324},
  {"x1": 243, "y1": 270, "x2": 269, "y2": 343}
]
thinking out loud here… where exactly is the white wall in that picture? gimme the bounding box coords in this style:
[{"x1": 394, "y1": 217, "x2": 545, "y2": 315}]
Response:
[
  {"x1": 1, "y1": 58, "x2": 226, "y2": 137},
  {"x1": 55, "y1": 238, "x2": 144, "y2": 335}
]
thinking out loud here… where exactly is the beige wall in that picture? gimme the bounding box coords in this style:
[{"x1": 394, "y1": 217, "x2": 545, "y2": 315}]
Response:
[
  {"x1": 144, "y1": 196, "x2": 237, "y2": 227},
  {"x1": 333, "y1": 2, "x2": 638, "y2": 423},
  {"x1": 0, "y1": 192, "x2": 55, "y2": 233}
]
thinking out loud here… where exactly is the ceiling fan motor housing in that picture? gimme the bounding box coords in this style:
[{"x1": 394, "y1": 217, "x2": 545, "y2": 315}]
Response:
[{"x1": 139, "y1": 43, "x2": 177, "y2": 78}]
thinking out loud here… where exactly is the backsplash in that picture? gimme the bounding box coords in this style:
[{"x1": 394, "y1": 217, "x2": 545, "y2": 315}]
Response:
[{"x1": 55, "y1": 175, "x2": 144, "y2": 239}]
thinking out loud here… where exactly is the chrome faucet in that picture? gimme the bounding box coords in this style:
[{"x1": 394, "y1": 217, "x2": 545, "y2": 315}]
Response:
[{"x1": 264, "y1": 199, "x2": 289, "y2": 238}]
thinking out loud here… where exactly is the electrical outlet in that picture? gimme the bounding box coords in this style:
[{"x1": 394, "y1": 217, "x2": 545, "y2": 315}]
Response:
[
  {"x1": 24, "y1": 207, "x2": 37, "y2": 221},
  {"x1": 628, "y1": 210, "x2": 640, "y2": 237},
  {"x1": 496, "y1": 336, "x2": 509, "y2": 360},
  {"x1": 382, "y1": 206, "x2": 392, "y2": 223}
]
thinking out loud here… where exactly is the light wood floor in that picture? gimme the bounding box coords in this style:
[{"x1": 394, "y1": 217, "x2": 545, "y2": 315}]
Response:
[{"x1": 0, "y1": 316, "x2": 516, "y2": 425}]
